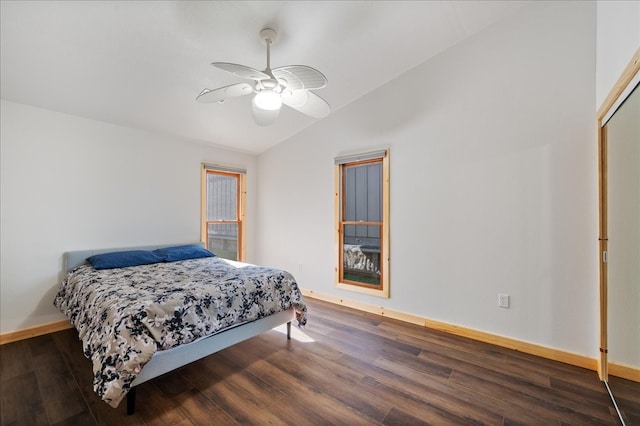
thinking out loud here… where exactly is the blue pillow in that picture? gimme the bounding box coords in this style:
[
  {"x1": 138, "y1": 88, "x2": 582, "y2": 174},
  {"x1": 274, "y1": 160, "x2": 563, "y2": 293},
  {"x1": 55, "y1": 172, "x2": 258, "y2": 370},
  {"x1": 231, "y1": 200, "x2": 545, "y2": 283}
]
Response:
[
  {"x1": 153, "y1": 245, "x2": 215, "y2": 262},
  {"x1": 87, "y1": 250, "x2": 165, "y2": 270}
]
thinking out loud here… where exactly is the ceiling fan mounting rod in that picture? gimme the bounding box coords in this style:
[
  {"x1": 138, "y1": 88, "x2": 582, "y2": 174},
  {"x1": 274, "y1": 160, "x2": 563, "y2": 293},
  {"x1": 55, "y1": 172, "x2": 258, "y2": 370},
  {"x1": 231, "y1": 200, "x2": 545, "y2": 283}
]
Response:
[
  {"x1": 260, "y1": 28, "x2": 277, "y2": 72},
  {"x1": 265, "y1": 37, "x2": 272, "y2": 71}
]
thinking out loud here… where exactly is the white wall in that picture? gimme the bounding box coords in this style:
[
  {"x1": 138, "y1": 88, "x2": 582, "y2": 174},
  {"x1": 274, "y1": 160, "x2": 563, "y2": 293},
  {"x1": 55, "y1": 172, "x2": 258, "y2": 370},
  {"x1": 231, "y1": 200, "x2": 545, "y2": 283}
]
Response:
[
  {"x1": 257, "y1": 2, "x2": 599, "y2": 357},
  {"x1": 0, "y1": 100, "x2": 257, "y2": 334},
  {"x1": 596, "y1": 0, "x2": 640, "y2": 108}
]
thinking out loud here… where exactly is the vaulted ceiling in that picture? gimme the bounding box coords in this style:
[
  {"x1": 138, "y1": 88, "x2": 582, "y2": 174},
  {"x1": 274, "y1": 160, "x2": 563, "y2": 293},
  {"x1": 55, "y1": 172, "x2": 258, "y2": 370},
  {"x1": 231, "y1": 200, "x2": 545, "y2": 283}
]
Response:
[{"x1": 1, "y1": 1, "x2": 530, "y2": 154}]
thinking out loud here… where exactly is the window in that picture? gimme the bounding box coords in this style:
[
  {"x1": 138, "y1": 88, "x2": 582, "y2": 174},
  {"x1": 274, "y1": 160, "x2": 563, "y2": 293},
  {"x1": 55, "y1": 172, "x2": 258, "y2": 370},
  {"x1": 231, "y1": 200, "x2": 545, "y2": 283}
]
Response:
[
  {"x1": 201, "y1": 164, "x2": 246, "y2": 261},
  {"x1": 335, "y1": 149, "x2": 389, "y2": 298}
]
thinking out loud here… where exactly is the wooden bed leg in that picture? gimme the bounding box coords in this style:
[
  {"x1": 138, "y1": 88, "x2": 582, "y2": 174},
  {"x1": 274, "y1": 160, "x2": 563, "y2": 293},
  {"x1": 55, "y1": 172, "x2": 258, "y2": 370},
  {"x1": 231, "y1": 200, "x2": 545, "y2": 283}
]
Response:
[
  {"x1": 287, "y1": 321, "x2": 291, "y2": 340},
  {"x1": 126, "y1": 387, "x2": 136, "y2": 415}
]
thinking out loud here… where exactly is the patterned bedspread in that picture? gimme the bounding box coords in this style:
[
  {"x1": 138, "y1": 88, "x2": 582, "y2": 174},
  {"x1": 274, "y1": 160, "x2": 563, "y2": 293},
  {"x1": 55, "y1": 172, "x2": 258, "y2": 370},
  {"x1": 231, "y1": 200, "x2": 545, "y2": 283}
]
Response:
[{"x1": 53, "y1": 257, "x2": 307, "y2": 408}]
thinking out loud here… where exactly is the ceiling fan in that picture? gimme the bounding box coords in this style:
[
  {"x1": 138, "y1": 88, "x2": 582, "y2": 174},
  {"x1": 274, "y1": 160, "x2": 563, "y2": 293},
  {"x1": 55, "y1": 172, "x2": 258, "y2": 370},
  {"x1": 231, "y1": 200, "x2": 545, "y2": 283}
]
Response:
[{"x1": 196, "y1": 28, "x2": 330, "y2": 126}]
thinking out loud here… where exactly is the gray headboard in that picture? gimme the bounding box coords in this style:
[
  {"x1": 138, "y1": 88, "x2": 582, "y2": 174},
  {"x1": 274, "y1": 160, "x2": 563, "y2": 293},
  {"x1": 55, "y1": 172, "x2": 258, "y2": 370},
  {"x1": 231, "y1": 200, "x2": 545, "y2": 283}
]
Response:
[{"x1": 63, "y1": 242, "x2": 205, "y2": 273}]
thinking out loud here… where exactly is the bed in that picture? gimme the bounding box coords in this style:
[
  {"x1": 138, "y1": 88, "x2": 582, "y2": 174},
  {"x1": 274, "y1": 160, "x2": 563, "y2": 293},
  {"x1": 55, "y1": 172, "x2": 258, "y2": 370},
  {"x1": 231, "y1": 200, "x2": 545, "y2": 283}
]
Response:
[{"x1": 54, "y1": 243, "x2": 307, "y2": 414}]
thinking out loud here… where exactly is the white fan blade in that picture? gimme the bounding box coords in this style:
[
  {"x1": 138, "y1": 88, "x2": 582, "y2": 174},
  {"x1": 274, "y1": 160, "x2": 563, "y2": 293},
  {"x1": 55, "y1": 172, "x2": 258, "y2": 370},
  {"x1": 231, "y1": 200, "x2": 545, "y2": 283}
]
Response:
[
  {"x1": 283, "y1": 90, "x2": 330, "y2": 118},
  {"x1": 282, "y1": 89, "x2": 309, "y2": 107},
  {"x1": 196, "y1": 83, "x2": 253, "y2": 103},
  {"x1": 213, "y1": 62, "x2": 271, "y2": 81},
  {"x1": 273, "y1": 65, "x2": 327, "y2": 90},
  {"x1": 252, "y1": 99, "x2": 281, "y2": 126}
]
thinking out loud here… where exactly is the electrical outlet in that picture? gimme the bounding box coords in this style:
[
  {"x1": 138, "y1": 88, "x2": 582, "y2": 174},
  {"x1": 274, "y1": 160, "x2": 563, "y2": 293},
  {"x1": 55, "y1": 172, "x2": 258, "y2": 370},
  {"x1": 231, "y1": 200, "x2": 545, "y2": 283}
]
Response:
[{"x1": 498, "y1": 293, "x2": 510, "y2": 308}]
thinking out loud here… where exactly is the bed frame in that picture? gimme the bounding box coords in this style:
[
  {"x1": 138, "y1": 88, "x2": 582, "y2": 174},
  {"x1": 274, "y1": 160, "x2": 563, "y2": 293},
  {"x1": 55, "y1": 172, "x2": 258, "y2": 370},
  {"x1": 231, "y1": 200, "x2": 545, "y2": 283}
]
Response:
[{"x1": 64, "y1": 243, "x2": 294, "y2": 415}]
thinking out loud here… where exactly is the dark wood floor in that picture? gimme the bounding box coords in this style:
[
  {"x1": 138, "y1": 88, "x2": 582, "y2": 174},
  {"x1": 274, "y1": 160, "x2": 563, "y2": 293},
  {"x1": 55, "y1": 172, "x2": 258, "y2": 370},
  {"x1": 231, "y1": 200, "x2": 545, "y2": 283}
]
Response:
[{"x1": 1, "y1": 298, "x2": 638, "y2": 425}]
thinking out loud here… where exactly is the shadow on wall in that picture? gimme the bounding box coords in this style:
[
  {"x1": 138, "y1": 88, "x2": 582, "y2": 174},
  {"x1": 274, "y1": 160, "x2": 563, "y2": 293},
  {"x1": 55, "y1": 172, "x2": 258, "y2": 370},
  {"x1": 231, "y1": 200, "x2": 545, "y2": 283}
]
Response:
[
  {"x1": 19, "y1": 255, "x2": 70, "y2": 332},
  {"x1": 24, "y1": 278, "x2": 65, "y2": 331},
  {"x1": 344, "y1": 71, "x2": 436, "y2": 137}
]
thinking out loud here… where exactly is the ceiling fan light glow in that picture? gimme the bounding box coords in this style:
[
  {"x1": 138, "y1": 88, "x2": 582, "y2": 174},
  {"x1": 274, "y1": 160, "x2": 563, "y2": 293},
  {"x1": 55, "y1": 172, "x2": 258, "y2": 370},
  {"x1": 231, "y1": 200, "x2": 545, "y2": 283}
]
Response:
[
  {"x1": 252, "y1": 101, "x2": 280, "y2": 126},
  {"x1": 253, "y1": 90, "x2": 282, "y2": 111}
]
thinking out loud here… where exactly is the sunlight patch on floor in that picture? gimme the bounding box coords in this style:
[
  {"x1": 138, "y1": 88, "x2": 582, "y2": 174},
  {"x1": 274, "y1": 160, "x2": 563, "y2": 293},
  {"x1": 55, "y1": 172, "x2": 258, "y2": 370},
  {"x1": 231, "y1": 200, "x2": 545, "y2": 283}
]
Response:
[{"x1": 272, "y1": 324, "x2": 315, "y2": 342}]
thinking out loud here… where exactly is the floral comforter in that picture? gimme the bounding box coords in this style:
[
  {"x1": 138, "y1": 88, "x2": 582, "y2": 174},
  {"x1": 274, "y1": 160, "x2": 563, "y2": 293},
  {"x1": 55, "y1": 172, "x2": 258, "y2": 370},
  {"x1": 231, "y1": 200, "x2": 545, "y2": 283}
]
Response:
[{"x1": 53, "y1": 257, "x2": 307, "y2": 408}]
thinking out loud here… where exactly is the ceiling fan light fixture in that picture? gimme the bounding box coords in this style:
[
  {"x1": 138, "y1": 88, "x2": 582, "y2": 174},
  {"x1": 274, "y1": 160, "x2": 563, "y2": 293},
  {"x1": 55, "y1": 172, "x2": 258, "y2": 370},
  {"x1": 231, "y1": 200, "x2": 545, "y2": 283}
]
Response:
[
  {"x1": 252, "y1": 100, "x2": 280, "y2": 126},
  {"x1": 253, "y1": 90, "x2": 282, "y2": 111}
]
